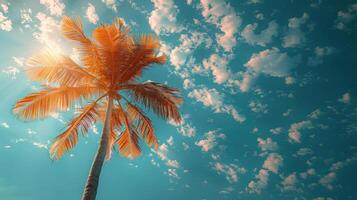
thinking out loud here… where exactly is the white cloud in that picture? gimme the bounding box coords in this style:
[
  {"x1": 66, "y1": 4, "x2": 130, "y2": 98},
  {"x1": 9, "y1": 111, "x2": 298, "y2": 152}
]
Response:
[
  {"x1": 170, "y1": 32, "x2": 212, "y2": 69},
  {"x1": 329, "y1": 156, "x2": 357, "y2": 172},
  {"x1": 177, "y1": 123, "x2": 196, "y2": 137},
  {"x1": 214, "y1": 163, "x2": 241, "y2": 183},
  {"x1": 308, "y1": 109, "x2": 321, "y2": 119},
  {"x1": 1, "y1": 122, "x2": 9, "y2": 128},
  {"x1": 33, "y1": 12, "x2": 62, "y2": 50},
  {"x1": 40, "y1": 0, "x2": 65, "y2": 16},
  {"x1": 203, "y1": 54, "x2": 230, "y2": 84},
  {"x1": 20, "y1": 9, "x2": 33, "y2": 26},
  {"x1": 166, "y1": 159, "x2": 180, "y2": 168},
  {"x1": 1, "y1": 3, "x2": 8, "y2": 13},
  {"x1": 282, "y1": 13, "x2": 309, "y2": 48},
  {"x1": 195, "y1": 130, "x2": 225, "y2": 152},
  {"x1": 281, "y1": 173, "x2": 298, "y2": 191},
  {"x1": 285, "y1": 76, "x2": 295, "y2": 85},
  {"x1": 318, "y1": 155, "x2": 357, "y2": 190},
  {"x1": 249, "y1": 100, "x2": 268, "y2": 114},
  {"x1": 188, "y1": 87, "x2": 245, "y2": 122},
  {"x1": 86, "y1": 3, "x2": 99, "y2": 24},
  {"x1": 319, "y1": 172, "x2": 336, "y2": 190},
  {"x1": 300, "y1": 168, "x2": 316, "y2": 179},
  {"x1": 167, "y1": 168, "x2": 180, "y2": 179},
  {"x1": 257, "y1": 137, "x2": 278, "y2": 152},
  {"x1": 0, "y1": 10, "x2": 12, "y2": 31},
  {"x1": 338, "y1": 92, "x2": 351, "y2": 104},
  {"x1": 102, "y1": 0, "x2": 117, "y2": 12},
  {"x1": 200, "y1": 0, "x2": 241, "y2": 51},
  {"x1": 149, "y1": 0, "x2": 182, "y2": 35},
  {"x1": 156, "y1": 143, "x2": 169, "y2": 160},
  {"x1": 263, "y1": 153, "x2": 283, "y2": 173},
  {"x1": 217, "y1": 14, "x2": 241, "y2": 51},
  {"x1": 166, "y1": 136, "x2": 174, "y2": 146},
  {"x1": 2, "y1": 66, "x2": 19, "y2": 79},
  {"x1": 33, "y1": 141, "x2": 49, "y2": 149},
  {"x1": 335, "y1": 4, "x2": 357, "y2": 31},
  {"x1": 50, "y1": 112, "x2": 66, "y2": 124},
  {"x1": 241, "y1": 21, "x2": 279, "y2": 47},
  {"x1": 270, "y1": 127, "x2": 283, "y2": 134},
  {"x1": 288, "y1": 120, "x2": 313, "y2": 143},
  {"x1": 237, "y1": 48, "x2": 298, "y2": 92},
  {"x1": 283, "y1": 109, "x2": 292, "y2": 117},
  {"x1": 188, "y1": 87, "x2": 220, "y2": 107},
  {"x1": 245, "y1": 48, "x2": 297, "y2": 77},
  {"x1": 183, "y1": 79, "x2": 194, "y2": 89},
  {"x1": 308, "y1": 46, "x2": 335, "y2": 66},
  {"x1": 247, "y1": 169, "x2": 269, "y2": 194}
]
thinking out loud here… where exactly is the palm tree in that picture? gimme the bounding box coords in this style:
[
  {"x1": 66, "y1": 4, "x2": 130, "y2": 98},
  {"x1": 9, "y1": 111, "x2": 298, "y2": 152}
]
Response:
[{"x1": 13, "y1": 16, "x2": 182, "y2": 200}]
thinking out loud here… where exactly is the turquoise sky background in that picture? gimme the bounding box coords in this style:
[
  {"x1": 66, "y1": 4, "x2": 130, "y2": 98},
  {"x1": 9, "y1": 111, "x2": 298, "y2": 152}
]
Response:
[{"x1": 0, "y1": 0, "x2": 356, "y2": 199}]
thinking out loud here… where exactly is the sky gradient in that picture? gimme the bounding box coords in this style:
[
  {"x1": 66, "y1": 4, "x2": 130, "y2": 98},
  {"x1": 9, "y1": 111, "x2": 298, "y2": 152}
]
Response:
[{"x1": 0, "y1": 0, "x2": 356, "y2": 199}]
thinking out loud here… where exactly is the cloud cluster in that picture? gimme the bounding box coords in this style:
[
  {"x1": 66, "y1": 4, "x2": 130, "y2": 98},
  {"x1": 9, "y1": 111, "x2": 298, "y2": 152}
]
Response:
[
  {"x1": 282, "y1": 13, "x2": 309, "y2": 48},
  {"x1": 170, "y1": 32, "x2": 212, "y2": 69},
  {"x1": 241, "y1": 21, "x2": 279, "y2": 47},
  {"x1": 39, "y1": 0, "x2": 65, "y2": 16},
  {"x1": 0, "y1": 3, "x2": 12, "y2": 31},
  {"x1": 237, "y1": 48, "x2": 299, "y2": 92},
  {"x1": 257, "y1": 137, "x2": 278, "y2": 152},
  {"x1": 248, "y1": 153, "x2": 283, "y2": 193},
  {"x1": 195, "y1": 130, "x2": 225, "y2": 152},
  {"x1": 86, "y1": 3, "x2": 99, "y2": 24},
  {"x1": 200, "y1": 0, "x2": 241, "y2": 51},
  {"x1": 213, "y1": 162, "x2": 242, "y2": 183},
  {"x1": 149, "y1": 0, "x2": 182, "y2": 35},
  {"x1": 308, "y1": 46, "x2": 335, "y2": 66},
  {"x1": 188, "y1": 87, "x2": 245, "y2": 122},
  {"x1": 288, "y1": 120, "x2": 313, "y2": 143},
  {"x1": 102, "y1": 0, "x2": 117, "y2": 12},
  {"x1": 335, "y1": 4, "x2": 357, "y2": 31}
]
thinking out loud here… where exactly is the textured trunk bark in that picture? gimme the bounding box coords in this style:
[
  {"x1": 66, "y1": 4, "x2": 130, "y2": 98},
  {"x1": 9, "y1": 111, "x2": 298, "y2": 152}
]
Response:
[{"x1": 81, "y1": 96, "x2": 113, "y2": 200}]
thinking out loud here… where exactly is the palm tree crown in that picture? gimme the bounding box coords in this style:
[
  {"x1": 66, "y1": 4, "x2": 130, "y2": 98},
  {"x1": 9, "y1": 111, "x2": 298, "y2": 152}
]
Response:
[{"x1": 13, "y1": 16, "x2": 182, "y2": 161}]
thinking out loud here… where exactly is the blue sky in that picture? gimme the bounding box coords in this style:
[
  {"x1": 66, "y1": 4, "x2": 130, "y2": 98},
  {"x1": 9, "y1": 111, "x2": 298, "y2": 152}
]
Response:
[{"x1": 0, "y1": 0, "x2": 356, "y2": 199}]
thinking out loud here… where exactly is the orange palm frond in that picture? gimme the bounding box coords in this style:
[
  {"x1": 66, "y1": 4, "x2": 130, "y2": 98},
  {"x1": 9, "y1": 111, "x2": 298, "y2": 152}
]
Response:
[
  {"x1": 122, "y1": 82, "x2": 182, "y2": 123},
  {"x1": 126, "y1": 102, "x2": 158, "y2": 150},
  {"x1": 26, "y1": 51, "x2": 99, "y2": 86},
  {"x1": 61, "y1": 16, "x2": 105, "y2": 77},
  {"x1": 93, "y1": 22, "x2": 133, "y2": 81},
  {"x1": 13, "y1": 86, "x2": 103, "y2": 120},
  {"x1": 115, "y1": 35, "x2": 165, "y2": 83},
  {"x1": 116, "y1": 105, "x2": 141, "y2": 158},
  {"x1": 49, "y1": 101, "x2": 100, "y2": 160}
]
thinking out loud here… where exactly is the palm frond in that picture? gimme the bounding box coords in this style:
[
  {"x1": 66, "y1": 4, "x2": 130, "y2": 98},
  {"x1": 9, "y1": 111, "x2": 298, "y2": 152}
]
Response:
[
  {"x1": 122, "y1": 82, "x2": 182, "y2": 123},
  {"x1": 93, "y1": 21, "x2": 134, "y2": 83},
  {"x1": 13, "y1": 86, "x2": 102, "y2": 120},
  {"x1": 115, "y1": 35, "x2": 165, "y2": 83},
  {"x1": 49, "y1": 101, "x2": 100, "y2": 160},
  {"x1": 126, "y1": 102, "x2": 158, "y2": 150},
  {"x1": 26, "y1": 51, "x2": 99, "y2": 86},
  {"x1": 61, "y1": 16, "x2": 105, "y2": 77},
  {"x1": 116, "y1": 104, "x2": 141, "y2": 158}
]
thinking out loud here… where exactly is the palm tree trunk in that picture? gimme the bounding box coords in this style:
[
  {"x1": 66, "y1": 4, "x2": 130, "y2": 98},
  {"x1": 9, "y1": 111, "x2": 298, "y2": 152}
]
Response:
[{"x1": 82, "y1": 96, "x2": 113, "y2": 200}]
